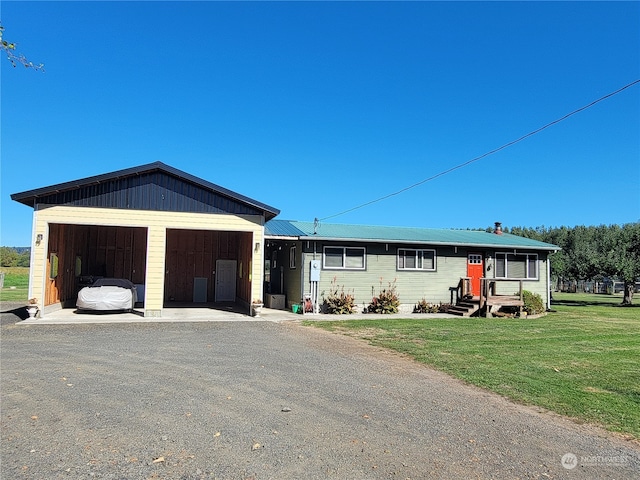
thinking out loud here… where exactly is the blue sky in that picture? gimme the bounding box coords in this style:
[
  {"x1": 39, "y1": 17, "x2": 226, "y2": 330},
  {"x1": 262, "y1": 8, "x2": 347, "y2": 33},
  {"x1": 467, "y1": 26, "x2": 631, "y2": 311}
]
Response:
[{"x1": 1, "y1": 1, "x2": 639, "y2": 247}]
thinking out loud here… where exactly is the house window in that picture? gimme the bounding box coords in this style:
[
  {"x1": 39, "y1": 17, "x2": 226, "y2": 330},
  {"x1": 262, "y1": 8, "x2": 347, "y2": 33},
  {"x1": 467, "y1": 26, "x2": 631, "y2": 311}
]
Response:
[
  {"x1": 323, "y1": 246, "x2": 365, "y2": 270},
  {"x1": 289, "y1": 245, "x2": 296, "y2": 269},
  {"x1": 495, "y1": 253, "x2": 538, "y2": 279},
  {"x1": 397, "y1": 249, "x2": 436, "y2": 271}
]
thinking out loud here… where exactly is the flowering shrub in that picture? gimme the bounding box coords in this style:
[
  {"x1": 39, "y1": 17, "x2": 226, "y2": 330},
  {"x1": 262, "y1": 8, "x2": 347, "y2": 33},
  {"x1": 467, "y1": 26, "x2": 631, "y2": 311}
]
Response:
[
  {"x1": 367, "y1": 279, "x2": 400, "y2": 314},
  {"x1": 413, "y1": 299, "x2": 439, "y2": 313},
  {"x1": 414, "y1": 299, "x2": 452, "y2": 313},
  {"x1": 322, "y1": 277, "x2": 355, "y2": 314}
]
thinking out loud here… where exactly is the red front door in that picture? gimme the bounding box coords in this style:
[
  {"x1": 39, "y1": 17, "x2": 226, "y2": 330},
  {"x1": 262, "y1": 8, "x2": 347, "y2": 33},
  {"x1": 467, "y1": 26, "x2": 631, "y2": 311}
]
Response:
[{"x1": 467, "y1": 254, "x2": 484, "y2": 297}]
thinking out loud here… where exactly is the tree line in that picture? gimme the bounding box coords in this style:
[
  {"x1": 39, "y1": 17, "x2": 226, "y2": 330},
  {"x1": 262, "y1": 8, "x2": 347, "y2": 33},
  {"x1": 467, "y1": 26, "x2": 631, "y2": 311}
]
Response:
[
  {"x1": 0, "y1": 247, "x2": 31, "y2": 267},
  {"x1": 493, "y1": 223, "x2": 640, "y2": 304}
]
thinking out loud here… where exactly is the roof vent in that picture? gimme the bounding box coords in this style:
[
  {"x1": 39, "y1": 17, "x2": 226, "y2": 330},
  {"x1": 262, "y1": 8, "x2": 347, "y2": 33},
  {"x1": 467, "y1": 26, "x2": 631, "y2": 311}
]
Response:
[{"x1": 494, "y1": 222, "x2": 503, "y2": 235}]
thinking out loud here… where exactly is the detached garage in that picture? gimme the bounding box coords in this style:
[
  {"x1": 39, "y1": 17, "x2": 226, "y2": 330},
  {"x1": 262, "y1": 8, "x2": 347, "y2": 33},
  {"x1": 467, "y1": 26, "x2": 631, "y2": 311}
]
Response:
[{"x1": 11, "y1": 162, "x2": 279, "y2": 318}]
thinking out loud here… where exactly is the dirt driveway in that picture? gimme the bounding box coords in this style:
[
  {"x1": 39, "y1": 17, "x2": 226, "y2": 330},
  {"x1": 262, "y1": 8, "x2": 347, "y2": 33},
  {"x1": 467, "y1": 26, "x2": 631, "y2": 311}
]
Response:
[{"x1": 1, "y1": 307, "x2": 639, "y2": 479}]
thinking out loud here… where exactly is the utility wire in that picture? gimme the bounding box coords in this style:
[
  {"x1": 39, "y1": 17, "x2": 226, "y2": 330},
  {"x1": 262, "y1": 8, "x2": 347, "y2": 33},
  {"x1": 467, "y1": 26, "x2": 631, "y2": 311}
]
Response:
[{"x1": 319, "y1": 79, "x2": 640, "y2": 222}]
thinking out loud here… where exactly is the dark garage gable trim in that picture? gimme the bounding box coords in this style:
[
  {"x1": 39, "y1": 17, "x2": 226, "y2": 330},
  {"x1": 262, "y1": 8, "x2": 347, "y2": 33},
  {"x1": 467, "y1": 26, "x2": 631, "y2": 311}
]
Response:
[
  {"x1": 28, "y1": 172, "x2": 264, "y2": 216},
  {"x1": 11, "y1": 162, "x2": 280, "y2": 219}
]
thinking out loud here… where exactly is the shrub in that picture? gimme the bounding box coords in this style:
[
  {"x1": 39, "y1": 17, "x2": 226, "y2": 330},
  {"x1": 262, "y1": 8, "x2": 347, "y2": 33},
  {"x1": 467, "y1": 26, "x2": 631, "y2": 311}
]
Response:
[
  {"x1": 368, "y1": 279, "x2": 400, "y2": 314},
  {"x1": 322, "y1": 278, "x2": 355, "y2": 314},
  {"x1": 522, "y1": 290, "x2": 545, "y2": 315},
  {"x1": 414, "y1": 299, "x2": 439, "y2": 314}
]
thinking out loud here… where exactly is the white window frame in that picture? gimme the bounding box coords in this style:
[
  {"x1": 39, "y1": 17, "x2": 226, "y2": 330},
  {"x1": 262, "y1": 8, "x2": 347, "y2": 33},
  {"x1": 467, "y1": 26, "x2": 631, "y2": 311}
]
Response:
[
  {"x1": 495, "y1": 252, "x2": 539, "y2": 280},
  {"x1": 322, "y1": 246, "x2": 366, "y2": 270},
  {"x1": 397, "y1": 248, "x2": 436, "y2": 271},
  {"x1": 289, "y1": 245, "x2": 296, "y2": 269}
]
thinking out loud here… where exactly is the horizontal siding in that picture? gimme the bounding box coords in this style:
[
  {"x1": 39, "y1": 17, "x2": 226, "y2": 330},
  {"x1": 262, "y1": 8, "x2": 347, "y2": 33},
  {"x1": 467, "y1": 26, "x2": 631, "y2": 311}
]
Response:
[
  {"x1": 251, "y1": 231, "x2": 263, "y2": 304},
  {"x1": 301, "y1": 243, "x2": 471, "y2": 308},
  {"x1": 300, "y1": 242, "x2": 551, "y2": 309},
  {"x1": 30, "y1": 206, "x2": 266, "y2": 317},
  {"x1": 488, "y1": 255, "x2": 550, "y2": 306},
  {"x1": 28, "y1": 211, "x2": 47, "y2": 309},
  {"x1": 34, "y1": 206, "x2": 263, "y2": 232},
  {"x1": 503, "y1": 256, "x2": 549, "y2": 306},
  {"x1": 145, "y1": 226, "x2": 166, "y2": 312}
]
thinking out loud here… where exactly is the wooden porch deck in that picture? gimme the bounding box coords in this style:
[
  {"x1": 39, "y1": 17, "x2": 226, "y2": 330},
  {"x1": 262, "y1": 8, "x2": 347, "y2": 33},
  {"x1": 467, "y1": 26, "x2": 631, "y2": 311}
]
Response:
[{"x1": 451, "y1": 278, "x2": 524, "y2": 317}]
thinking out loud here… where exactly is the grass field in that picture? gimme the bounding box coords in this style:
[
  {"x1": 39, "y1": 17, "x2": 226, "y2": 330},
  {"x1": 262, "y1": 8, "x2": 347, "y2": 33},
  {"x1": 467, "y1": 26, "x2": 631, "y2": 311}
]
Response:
[
  {"x1": 306, "y1": 292, "x2": 640, "y2": 439},
  {"x1": 0, "y1": 267, "x2": 29, "y2": 302}
]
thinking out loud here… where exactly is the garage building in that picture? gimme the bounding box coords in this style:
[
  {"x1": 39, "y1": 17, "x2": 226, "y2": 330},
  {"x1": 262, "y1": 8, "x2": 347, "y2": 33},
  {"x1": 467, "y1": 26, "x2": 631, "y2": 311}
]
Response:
[{"x1": 10, "y1": 162, "x2": 279, "y2": 317}]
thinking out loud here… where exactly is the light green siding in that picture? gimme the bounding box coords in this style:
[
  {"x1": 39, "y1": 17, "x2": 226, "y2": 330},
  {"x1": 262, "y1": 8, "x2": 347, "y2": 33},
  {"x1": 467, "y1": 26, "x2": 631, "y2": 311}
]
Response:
[
  {"x1": 265, "y1": 221, "x2": 557, "y2": 313},
  {"x1": 488, "y1": 253, "x2": 551, "y2": 306},
  {"x1": 298, "y1": 242, "x2": 466, "y2": 311},
  {"x1": 292, "y1": 241, "x2": 551, "y2": 312}
]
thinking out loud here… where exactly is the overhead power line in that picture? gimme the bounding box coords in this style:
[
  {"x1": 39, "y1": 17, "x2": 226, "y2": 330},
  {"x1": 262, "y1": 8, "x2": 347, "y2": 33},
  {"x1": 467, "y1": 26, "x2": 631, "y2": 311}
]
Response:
[{"x1": 319, "y1": 79, "x2": 640, "y2": 222}]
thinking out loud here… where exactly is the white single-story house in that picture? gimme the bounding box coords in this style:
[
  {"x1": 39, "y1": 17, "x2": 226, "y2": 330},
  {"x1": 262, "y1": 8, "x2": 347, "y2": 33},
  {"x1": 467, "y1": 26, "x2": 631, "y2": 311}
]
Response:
[
  {"x1": 10, "y1": 162, "x2": 279, "y2": 317},
  {"x1": 264, "y1": 219, "x2": 559, "y2": 315}
]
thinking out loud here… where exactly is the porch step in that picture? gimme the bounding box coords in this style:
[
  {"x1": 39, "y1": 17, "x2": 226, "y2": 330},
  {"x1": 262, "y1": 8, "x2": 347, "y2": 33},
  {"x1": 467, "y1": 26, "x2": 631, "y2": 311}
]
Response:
[
  {"x1": 448, "y1": 307, "x2": 479, "y2": 317},
  {"x1": 449, "y1": 298, "x2": 481, "y2": 317}
]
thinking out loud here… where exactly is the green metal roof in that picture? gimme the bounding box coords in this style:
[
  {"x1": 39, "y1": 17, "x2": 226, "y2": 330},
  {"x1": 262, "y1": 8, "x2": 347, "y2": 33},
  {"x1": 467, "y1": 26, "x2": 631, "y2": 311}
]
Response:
[{"x1": 265, "y1": 220, "x2": 559, "y2": 251}]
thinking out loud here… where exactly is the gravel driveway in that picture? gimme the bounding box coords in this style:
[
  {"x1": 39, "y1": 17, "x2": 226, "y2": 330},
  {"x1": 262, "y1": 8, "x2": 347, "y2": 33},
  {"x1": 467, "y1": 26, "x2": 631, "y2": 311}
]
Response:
[{"x1": 1, "y1": 304, "x2": 639, "y2": 479}]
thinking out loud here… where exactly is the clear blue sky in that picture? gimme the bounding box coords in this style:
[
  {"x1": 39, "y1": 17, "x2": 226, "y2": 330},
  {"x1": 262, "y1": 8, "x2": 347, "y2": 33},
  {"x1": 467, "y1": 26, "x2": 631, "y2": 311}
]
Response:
[{"x1": 1, "y1": 1, "x2": 639, "y2": 247}]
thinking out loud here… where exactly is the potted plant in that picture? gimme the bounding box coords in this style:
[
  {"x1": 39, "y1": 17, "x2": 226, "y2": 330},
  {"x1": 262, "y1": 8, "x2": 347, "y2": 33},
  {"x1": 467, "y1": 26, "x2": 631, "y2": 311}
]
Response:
[
  {"x1": 251, "y1": 298, "x2": 264, "y2": 317},
  {"x1": 26, "y1": 298, "x2": 39, "y2": 318}
]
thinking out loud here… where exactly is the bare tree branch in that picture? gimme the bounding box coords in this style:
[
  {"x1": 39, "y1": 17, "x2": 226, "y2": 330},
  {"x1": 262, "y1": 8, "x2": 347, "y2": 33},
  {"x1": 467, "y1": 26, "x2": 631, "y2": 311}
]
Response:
[{"x1": 0, "y1": 23, "x2": 44, "y2": 71}]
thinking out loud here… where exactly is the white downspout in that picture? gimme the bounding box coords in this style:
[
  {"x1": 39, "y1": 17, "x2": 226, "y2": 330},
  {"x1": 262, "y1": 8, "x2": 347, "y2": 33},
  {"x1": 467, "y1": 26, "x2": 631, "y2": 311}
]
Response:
[
  {"x1": 28, "y1": 210, "x2": 38, "y2": 303},
  {"x1": 546, "y1": 252, "x2": 553, "y2": 310},
  {"x1": 300, "y1": 246, "x2": 305, "y2": 309}
]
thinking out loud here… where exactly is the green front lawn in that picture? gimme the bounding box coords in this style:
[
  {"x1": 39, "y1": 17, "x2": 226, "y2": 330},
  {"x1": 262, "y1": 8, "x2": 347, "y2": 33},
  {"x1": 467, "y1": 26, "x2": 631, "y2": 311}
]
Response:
[{"x1": 306, "y1": 292, "x2": 640, "y2": 439}]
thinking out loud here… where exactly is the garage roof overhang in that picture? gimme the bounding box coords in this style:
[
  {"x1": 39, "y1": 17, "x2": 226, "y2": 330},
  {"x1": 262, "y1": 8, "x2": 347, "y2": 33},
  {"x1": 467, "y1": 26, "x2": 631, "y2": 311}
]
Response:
[{"x1": 11, "y1": 161, "x2": 280, "y2": 221}]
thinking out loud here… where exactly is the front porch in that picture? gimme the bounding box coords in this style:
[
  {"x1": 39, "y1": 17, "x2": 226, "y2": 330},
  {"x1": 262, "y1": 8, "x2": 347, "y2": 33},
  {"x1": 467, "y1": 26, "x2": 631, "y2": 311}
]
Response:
[{"x1": 450, "y1": 278, "x2": 525, "y2": 317}]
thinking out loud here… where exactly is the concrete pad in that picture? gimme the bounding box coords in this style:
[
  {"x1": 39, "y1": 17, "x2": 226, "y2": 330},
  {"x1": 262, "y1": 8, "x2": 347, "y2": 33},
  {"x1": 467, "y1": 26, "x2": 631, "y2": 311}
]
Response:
[
  {"x1": 18, "y1": 306, "x2": 304, "y2": 325},
  {"x1": 17, "y1": 306, "x2": 455, "y2": 325}
]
